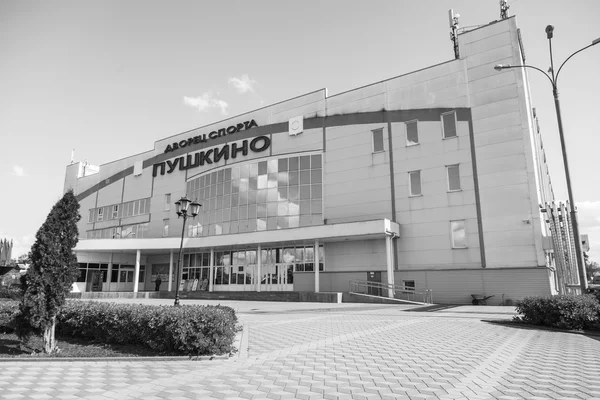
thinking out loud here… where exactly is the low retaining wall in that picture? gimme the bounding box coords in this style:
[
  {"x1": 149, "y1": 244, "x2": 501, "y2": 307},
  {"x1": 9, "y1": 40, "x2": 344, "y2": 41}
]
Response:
[
  {"x1": 67, "y1": 292, "x2": 160, "y2": 299},
  {"x1": 69, "y1": 291, "x2": 343, "y2": 303}
]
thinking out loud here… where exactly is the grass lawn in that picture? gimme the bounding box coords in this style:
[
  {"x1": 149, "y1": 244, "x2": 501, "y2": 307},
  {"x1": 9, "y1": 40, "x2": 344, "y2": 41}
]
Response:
[{"x1": 0, "y1": 332, "x2": 184, "y2": 358}]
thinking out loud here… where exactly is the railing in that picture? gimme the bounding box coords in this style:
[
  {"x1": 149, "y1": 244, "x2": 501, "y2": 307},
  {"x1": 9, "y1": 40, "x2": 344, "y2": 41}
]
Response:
[{"x1": 349, "y1": 280, "x2": 433, "y2": 304}]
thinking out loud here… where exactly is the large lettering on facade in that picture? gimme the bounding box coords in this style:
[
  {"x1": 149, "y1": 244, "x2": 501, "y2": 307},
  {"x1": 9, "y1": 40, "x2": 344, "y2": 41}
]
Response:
[
  {"x1": 164, "y1": 119, "x2": 258, "y2": 153},
  {"x1": 153, "y1": 135, "x2": 271, "y2": 177}
]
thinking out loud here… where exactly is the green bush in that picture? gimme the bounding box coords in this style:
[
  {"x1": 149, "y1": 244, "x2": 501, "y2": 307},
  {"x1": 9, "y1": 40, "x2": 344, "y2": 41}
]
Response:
[
  {"x1": 0, "y1": 286, "x2": 21, "y2": 300},
  {"x1": 586, "y1": 288, "x2": 600, "y2": 304},
  {"x1": 0, "y1": 301, "x2": 19, "y2": 332},
  {"x1": 514, "y1": 295, "x2": 600, "y2": 331},
  {"x1": 57, "y1": 301, "x2": 240, "y2": 356}
]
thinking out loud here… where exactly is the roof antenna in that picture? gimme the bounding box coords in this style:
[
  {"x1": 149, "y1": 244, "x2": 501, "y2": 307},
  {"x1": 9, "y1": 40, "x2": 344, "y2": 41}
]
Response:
[
  {"x1": 70, "y1": 149, "x2": 75, "y2": 164},
  {"x1": 449, "y1": 9, "x2": 460, "y2": 59},
  {"x1": 500, "y1": 0, "x2": 510, "y2": 19}
]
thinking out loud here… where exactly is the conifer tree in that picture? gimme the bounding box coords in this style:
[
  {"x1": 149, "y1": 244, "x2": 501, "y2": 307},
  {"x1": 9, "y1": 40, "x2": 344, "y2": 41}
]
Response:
[{"x1": 18, "y1": 190, "x2": 80, "y2": 353}]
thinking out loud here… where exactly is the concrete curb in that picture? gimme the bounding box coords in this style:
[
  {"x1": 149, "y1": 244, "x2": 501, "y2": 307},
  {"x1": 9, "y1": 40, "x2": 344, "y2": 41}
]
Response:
[
  {"x1": 485, "y1": 319, "x2": 600, "y2": 337},
  {"x1": 0, "y1": 354, "x2": 230, "y2": 363}
]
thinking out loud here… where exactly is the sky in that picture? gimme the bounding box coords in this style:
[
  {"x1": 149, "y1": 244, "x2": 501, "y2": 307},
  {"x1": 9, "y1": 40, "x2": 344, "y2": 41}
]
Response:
[{"x1": 1, "y1": 0, "x2": 599, "y2": 263}]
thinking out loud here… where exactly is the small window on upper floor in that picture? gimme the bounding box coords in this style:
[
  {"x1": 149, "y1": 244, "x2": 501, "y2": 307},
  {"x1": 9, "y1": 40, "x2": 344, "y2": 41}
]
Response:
[
  {"x1": 447, "y1": 164, "x2": 461, "y2": 191},
  {"x1": 409, "y1": 170, "x2": 422, "y2": 196},
  {"x1": 88, "y1": 209, "x2": 95, "y2": 223},
  {"x1": 451, "y1": 220, "x2": 467, "y2": 248},
  {"x1": 442, "y1": 111, "x2": 457, "y2": 139},
  {"x1": 97, "y1": 208, "x2": 104, "y2": 222},
  {"x1": 112, "y1": 205, "x2": 119, "y2": 219},
  {"x1": 165, "y1": 194, "x2": 171, "y2": 211},
  {"x1": 372, "y1": 128, "x2": 384, "y2": 153},
  {"x1": 406, "y1": 120, "x2": 419, "y2": 146},
  {"x1": 163, "y1": 219, "x2": 169, "y2": 237}
]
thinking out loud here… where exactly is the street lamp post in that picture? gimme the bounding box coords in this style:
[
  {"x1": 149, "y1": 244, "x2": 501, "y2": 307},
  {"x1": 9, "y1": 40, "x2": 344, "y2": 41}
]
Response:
[
  {"x1": 173, "y1": 196, "x2": 201, "y2": 306},
  {"x1": 495, "y1": 27, "x2": 600, "y2": 293}
]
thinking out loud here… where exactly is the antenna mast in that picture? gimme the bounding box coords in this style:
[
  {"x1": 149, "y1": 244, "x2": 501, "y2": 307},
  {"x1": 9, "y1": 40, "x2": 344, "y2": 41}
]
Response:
[
  {"x1": 449, "y1": 9, "x2": 460, "y2": 59},
  {"x1": 500, "y1": 0, "x2": 510, "y2": 19}
]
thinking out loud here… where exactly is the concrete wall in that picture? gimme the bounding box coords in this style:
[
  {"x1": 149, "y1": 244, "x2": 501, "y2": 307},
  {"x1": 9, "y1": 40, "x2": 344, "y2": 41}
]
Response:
[
  {"x1": 324, "y1": 240, "x2": 387, "y2": 272},
  {"x1": 324, "y1": 123, "x2": 391, "y2": 224},
  {"x1": 459, "y1": 18, "x2": 545, "y2": 268},
  {"x1": 394, "y1": 266, "x2": 552, "y2": 305}
]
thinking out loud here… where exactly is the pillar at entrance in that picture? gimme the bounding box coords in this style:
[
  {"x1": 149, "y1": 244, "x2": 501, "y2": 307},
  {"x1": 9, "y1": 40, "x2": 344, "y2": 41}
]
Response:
[
  {"x1": 133, "y1": 250, "x2": 141, "y2": 293},
  {"x1": 107, "y1": 253, "x2": 113, "y2": 292},
  {"x1": 209, "y1": 249, "x2": 214, "y2": 292},
  {"x1": 257, "y1": 244, "x2": 262, "y2": 292},
  {"x1": 314, "y1": 239, "x2": 320, "y2": 293},
  {"x1": 385, "y1": 236, "x2": 394, "y2": 298},
  {"x1": 168, "y1": 251, "x2": 174, "y2": 292}
]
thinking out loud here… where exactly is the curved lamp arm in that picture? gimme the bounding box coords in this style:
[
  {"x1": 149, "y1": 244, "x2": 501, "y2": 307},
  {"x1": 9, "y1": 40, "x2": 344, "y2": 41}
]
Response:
[
  {"x1": 495, "y1": 64, "x2": 556, "y2": 89},
  {"x1": 555, "y1": 39, "x2": 600, "y2": 84}
]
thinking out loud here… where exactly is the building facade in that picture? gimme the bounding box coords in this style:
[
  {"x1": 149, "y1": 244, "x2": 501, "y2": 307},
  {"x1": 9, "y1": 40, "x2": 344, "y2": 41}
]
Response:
[{"x1": 64, "y1": 16, "x2": 567, "y2": 304}]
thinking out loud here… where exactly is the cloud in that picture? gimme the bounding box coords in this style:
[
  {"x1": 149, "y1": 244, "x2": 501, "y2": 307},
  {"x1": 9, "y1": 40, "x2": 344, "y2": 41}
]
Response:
[
  {"x1": 228, "y1": 74, "x2": 257, "y2": 93},
  {"x1": 12, "y1": 165, "x2": 27, "y2": 177},
  {"x1": 183, "y1": 92, "x2": 229, "y2": 115}
]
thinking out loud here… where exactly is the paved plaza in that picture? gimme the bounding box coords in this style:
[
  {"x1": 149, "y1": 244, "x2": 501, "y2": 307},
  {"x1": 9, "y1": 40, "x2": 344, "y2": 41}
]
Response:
[{"x1": 0, "y1": 299, "x2": 599, "y2": 399}]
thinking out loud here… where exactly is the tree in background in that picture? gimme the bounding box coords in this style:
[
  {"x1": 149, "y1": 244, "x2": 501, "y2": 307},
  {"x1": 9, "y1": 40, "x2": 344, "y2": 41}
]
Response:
[
  {"x1": 0, "y1": 238, "x2": 13, "y2": 266},
  {"x1": 584, "y1": 252, "x2": 600, "y2": 282},
  {"x1": 17, "y1": 190, "x2": 81, "y2": 353}
]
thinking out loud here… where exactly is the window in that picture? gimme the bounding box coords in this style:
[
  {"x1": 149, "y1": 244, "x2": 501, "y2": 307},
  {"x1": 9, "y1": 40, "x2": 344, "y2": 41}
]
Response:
[
  {"x1": 138, "y1": 199, "x2": 146, "y2": 215},
  {"x1": 409, "y1": 170, "x2": 421, "y2": 196},
  {"x1": 111, "y1": 227, "x2": 121, "y2": 239},
  {"x1": 442, "y1": 111, "x2": 457, "y2": 139},
  {"x1": 139, "y1": 265, "x2": 146, "y2": 283},
  {"x1": 120, "y1": 270, "x2": 134, "y2": 283},
  {"x1": 451, "y1": 220, "x2": 467, "y2": 248},
  {"x1": 406, "y1": 120, "x2": 419, "y2": 146},
  {"x1": 402, "y1": 280, "x2": 415, "y2": 291},
  {"x1": 372, "y1": 128, "x2": 384, "y2": 152},
  {"x1": 97, "y1": 208, "x2": 104, "y2": 221},
  {"x1": 185, "y1": 154, "x2": 323, "y2": 236},
  {"x1": 165, "y1": 194, "x2": 171, "y2": 211},
  {"x1": 163, "y1": 219, "x2": 169, "y2": 237},
  {"x1": 88, "y1": 210, "x2": 94, "y2": 223},
  {"x1": 112, "y1": 205, "x2": 119, "y2": 219},
  {"x1": 447, "y1": 165, "x2": 461, "y2": 191}
]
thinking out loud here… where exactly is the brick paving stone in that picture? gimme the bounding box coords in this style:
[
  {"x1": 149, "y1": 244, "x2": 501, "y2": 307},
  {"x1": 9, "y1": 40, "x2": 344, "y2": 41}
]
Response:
[{"x1": 1, "y1": 302, "x2": 599, "y2": 400}]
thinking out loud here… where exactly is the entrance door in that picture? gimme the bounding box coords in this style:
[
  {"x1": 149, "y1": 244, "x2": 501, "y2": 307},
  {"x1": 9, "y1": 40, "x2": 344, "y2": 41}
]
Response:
[
  {"x1": 87, "y1": 270, "x2": 103, "y2": 292},
  {"x1": 367, "y1": 271, "x2": 382, "y2": 296},
  {"x1": 260, "y1": 263, "x2": 293, "y2": 291}
]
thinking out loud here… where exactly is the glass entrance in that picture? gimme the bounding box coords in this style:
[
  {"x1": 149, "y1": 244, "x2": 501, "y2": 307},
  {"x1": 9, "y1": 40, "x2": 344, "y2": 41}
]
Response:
[
  {"x1": 260, "y1": 263, "x2": 293, "y2": 291},
  {"x1": 87, "y1": 270, "x2": 103, "y2": 292}
]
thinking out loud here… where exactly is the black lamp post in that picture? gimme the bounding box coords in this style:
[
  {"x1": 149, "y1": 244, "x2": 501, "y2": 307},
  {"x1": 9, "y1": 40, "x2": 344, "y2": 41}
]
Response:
[
  {"x1": 494, "y1": 27, "x2": 600, "y2": 293},
  {"x1": 173, "y1": 196, "x2": 201, "y2": 306}
]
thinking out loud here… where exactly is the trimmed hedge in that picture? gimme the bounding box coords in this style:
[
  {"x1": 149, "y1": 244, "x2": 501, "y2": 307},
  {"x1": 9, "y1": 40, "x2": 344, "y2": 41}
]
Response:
[
  {"x1": 56, "y1": 301, "x2": 240, "y2": 356},
  {"x1": 0, "y1": 301, "x2": 18, "y2": 333},
  {"x1": 1, "y1": 301, "x2": 240, "y2": 356},
  {"x1": 0, "y1": 287, "x2": 21, "y2": 301},
  {"x1": 514, "y1": 294, "x2": 600, "y2": 331}
]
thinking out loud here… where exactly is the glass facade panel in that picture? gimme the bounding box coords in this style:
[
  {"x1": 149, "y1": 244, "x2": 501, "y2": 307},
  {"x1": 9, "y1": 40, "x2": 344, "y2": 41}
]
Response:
[{"x1": 187, "y1": 154, "x2": 323, "y2": 237}]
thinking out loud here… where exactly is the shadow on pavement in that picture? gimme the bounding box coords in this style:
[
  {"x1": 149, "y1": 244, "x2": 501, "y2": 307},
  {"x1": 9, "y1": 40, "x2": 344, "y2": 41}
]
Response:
[{"x1": 483, "y1": 319, "x2": 600, "y2": 341}]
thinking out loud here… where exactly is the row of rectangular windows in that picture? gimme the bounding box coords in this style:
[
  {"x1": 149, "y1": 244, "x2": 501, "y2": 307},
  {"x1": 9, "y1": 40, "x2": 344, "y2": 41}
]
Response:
[
  {"x1": 182, "y1": 246, "x2": 324, "y2": 267},
  {"x1": 408, "y1": 164, "x2": 461, "y2": 196},
  {"x1": 371, "y1": 111, "x2": 458, "y2": 152},
  {"x1": 88, "y1": 198, "x2": 151, "y2": 223},
  {"x1": 77, "y1": 263, "x2": 146, "y2": 283},
  {"x1": 86, "y1": 222, "x2": 149, "y2": 239}
]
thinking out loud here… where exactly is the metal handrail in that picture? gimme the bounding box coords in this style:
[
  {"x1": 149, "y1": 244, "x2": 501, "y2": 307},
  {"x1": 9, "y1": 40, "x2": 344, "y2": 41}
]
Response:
[{"x1": 348, "y1": 279, "x2": 433, "y2": 304}]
